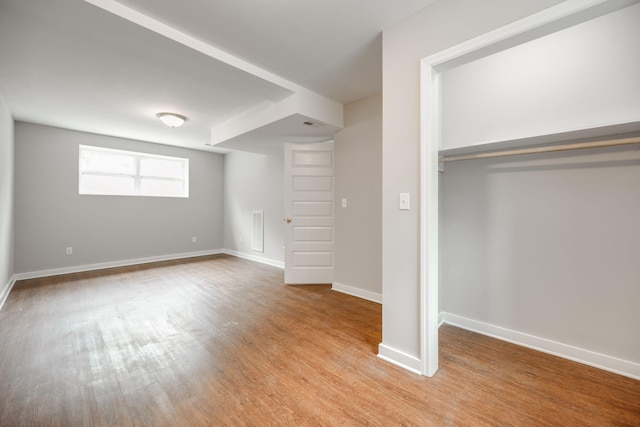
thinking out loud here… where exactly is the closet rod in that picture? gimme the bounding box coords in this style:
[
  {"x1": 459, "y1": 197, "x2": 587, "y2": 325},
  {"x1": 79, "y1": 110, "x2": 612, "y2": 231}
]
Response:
[{"x1": 441, "y1": 136, "x2": 640, "y2": 162}]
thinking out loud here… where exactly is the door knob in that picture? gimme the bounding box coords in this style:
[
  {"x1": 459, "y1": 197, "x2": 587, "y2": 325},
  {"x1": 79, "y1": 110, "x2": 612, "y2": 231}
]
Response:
[{"x1": 284, "y1": 217, "x2": 292, "y2": 223}]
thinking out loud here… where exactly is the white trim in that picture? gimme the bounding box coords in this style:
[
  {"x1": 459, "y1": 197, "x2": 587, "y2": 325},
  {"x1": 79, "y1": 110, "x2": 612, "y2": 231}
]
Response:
[
  {"x1": 0, "y1": 275, "x2": 17, "y2": 312},
  {"x1": 419, "y1": 59, "x2": 440, "y2": 378},
  {"x1": 377, "y1": 343, "x2": 422, "y2": 375},
  {"x1": 13, "y1": 249, "x2": 224, "y2": 281},
  {"x1": 424, "y1": 0, "x2": 612, "y2": 69},
  {"x1": 419, "y1": 0, "x2": 625, "y2": 378},
  {"x1": 223, "y1": 249, "x2": 284, "y2": 269},
  {"x1": 13, "y1": 249, "x2": 282, "y2": 283},
  {"x1": 331, "y1": 282, "x2": 382, "y2": 304},
  {"x1": 441, "y1": 313, "x2": 640, "y2": 381},
  {"x1": 438, "y1": 312, "x2": 446, "y2": 327}
]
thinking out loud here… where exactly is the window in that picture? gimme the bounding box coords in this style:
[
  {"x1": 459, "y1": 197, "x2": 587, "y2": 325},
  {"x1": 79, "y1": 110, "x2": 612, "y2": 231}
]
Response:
[{"x1": 79, "y1": 145, "x2": 189, "y2": 198}]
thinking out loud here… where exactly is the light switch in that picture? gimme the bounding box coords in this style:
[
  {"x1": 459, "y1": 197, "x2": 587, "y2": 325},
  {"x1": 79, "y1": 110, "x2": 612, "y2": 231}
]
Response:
[
  {"x1": 399, "y1": 193, "x2": 410, "y2": 210},
  {"x1": 342, "y1": 198, "x2": 347, "y2": 208}
]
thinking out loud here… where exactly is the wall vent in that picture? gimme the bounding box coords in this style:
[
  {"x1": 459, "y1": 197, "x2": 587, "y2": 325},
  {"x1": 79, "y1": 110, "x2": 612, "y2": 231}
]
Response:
[{"x1": 251, "y1": 210, "x2": 264, "y2": 252}]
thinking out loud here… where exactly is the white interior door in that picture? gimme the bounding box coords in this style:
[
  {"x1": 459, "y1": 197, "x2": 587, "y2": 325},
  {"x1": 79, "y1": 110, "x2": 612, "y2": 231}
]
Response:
[{"x1": 284, "y1": 142, "x2": 334, "y2": 284}]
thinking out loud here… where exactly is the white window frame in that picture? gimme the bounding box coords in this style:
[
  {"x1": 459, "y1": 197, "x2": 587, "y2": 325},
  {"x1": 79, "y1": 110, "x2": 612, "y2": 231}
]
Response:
[{"x1": 79, "y1": 145, "x2": 189, "y2": 198}]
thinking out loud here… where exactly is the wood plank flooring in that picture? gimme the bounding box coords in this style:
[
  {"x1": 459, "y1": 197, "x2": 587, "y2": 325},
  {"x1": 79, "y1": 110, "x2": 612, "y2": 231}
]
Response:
[{"x1": 0, "y1": 254, "x2": 638, "y2": 426}]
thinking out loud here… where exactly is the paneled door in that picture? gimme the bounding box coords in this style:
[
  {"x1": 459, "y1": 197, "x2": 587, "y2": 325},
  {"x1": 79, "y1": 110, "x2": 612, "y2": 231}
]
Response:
[{"x1": 283, "y1": 142, "x2": 334, "y2": 284}]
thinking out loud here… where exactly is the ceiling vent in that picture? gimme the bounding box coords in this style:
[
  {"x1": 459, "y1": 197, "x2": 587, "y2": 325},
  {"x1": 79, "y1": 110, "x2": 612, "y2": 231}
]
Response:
[{"x1": 303, "y1": 120, "x2": 325, "y2": 128}]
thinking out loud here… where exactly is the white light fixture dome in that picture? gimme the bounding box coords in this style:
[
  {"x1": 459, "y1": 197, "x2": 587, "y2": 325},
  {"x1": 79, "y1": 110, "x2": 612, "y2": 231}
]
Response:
[{"x1": 157, "y1": 112, "x2": 186, "y2": 128}]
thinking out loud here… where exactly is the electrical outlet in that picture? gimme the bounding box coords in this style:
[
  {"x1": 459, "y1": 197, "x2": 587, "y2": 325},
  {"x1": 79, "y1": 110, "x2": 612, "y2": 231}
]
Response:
[
  {"x1": 66, "y1": 247, "x2": 73, "y2": 255},
  {"x1": 192, "y1": 236, "x2": 197, "y2": 243},
  {"x1": 239, "y1": 236, "x2": 243, "y2": 244},
  {"x1": 342, "y1": 198, "x2": 347, "y2": 208}
]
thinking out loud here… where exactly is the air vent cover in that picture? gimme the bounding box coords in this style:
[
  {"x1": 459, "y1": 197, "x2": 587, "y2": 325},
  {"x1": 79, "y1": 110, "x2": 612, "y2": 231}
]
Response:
[
  {"x1": 303, "y1": 120, "x2": 325, "y2": 128},
  {"x1": 251, "y1": 210, "x2": 264, "y2": 252}
]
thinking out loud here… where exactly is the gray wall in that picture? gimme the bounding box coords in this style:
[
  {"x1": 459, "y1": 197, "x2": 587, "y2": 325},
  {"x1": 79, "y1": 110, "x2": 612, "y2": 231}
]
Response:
[
  {"x1": 223, "y1": 150, "x2": 284, "y2": 266},
  {"x1": 441, "y1": 145, "x2": 640, "y2": 363},
  {"x1": 334, "y1": 93, "x2": 382, "y2": 297},
  {"x1": 14, "y1": 123, "x2": 224, "y2": 274},
  {"x1": 441, "y1": 3, "x2": 640, "y2": 150},
  {"x1": 0, "y1": 94, "x2": 14, "y2": 293}
]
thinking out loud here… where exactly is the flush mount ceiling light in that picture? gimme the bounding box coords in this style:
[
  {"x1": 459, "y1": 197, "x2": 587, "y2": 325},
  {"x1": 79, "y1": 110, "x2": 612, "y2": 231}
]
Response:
[{"x1": 157, "y1": 112, "x2": 186, "y2": 128}]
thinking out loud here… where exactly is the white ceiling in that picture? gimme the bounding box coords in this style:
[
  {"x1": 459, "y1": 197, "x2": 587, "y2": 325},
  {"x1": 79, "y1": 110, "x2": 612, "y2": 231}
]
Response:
[
  {"x1": 0, "y1": 0, "x2": 437, "y2": 153},
  {"x1": 112, "y1": 0, "x2": 436, "y2": 104}
]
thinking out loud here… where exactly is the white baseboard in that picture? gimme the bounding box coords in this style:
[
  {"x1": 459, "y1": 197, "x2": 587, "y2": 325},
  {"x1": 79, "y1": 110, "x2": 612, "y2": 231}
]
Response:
[
  {"x1": 223, "y1": 249, "x2": 284, "y2": 269},
  {"x1": 13, "y1": 249, "x2": 225, "y2": 281},
  {"x1": 332, "y1": 282, "x2": 382, "y2": 304},
  {"x1": 438, "y1": 312, "x2": 445, "y2": 327},
  {"x1": 378, "y1": 343, "x2": 421, "y2": 375},
  {"x1": 441, "y1": 312, "x2": 640, "y2": 381},
  {"x1": 0, "y1": 275, "x2": 17, "y2": 312}
]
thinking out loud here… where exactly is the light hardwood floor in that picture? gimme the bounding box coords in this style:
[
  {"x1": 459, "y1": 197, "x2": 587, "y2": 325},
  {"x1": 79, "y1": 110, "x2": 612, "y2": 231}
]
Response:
[{"x1": 0, "y1": 254, "x2": 638, "y2": 426}]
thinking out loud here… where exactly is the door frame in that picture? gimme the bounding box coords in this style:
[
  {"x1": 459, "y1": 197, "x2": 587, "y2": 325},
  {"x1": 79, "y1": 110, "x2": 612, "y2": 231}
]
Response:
[{"x1": 418, "y1": 0, "x2": 614, "y2": 376}]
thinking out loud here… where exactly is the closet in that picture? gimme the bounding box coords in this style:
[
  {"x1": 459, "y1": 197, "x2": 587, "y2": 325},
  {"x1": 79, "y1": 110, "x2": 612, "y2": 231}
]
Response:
[{"x1": 423, "y1": 1, "x2": 640, "y2": 378}]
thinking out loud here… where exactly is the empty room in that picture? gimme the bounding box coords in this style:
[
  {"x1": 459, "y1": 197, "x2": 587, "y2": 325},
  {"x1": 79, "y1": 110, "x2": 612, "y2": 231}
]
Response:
[{"x1": 0, "y1": 0, "x2": 639, "y2": 425}]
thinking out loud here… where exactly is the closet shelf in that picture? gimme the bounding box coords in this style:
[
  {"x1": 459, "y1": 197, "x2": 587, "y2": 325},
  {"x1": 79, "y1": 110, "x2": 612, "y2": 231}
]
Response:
[{"x1": 438, "y1": 120, "x2": 640, "y2": 161}]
